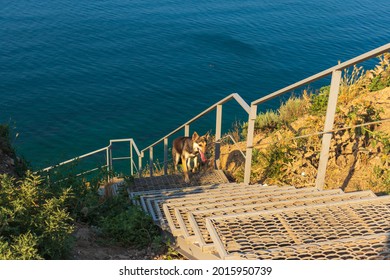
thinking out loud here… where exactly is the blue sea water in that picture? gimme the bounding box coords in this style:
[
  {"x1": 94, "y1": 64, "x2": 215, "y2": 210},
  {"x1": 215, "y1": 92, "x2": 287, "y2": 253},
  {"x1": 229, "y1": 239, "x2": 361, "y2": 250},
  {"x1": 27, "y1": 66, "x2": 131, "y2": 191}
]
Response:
[{"x1": 1, "y1": 0, "x2": 389, "y2": 169}]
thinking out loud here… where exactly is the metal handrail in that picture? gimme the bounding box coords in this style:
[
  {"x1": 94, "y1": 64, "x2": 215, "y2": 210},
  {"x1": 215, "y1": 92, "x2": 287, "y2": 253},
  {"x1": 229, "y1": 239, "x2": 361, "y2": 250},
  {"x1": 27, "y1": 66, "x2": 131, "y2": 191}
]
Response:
[
  {"x1": 251, "y1": 43, "x2": 390, "y2": 106},
  {"x1": 41, "y1": 138, "x2": 142, "y2": 182},
  {"x1": 140, "y1": 93, "x2": 250, "y2": 153},
  {"x1": 244, "y1": 42, "x2": 390, "y2": 187},
  {"x1": 139, "y1": 93, "x2": 250, "y2": 177},
  {"x1": 41, "y1": 146, "x2": 108, "y2": 172}
]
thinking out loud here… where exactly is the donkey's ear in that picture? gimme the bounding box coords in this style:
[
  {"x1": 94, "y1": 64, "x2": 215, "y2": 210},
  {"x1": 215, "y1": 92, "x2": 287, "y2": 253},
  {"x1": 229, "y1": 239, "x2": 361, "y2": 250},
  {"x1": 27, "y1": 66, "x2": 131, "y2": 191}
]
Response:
[{"x1": 192, "y1": 132, "x2": 199, "y2": 141}]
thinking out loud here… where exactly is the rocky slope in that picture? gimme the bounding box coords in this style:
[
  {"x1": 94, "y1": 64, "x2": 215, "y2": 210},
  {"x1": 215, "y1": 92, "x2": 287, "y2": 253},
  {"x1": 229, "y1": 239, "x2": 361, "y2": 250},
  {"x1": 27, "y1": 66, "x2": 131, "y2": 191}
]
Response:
[{"x1": 220, "y1": 87, "x2": 390, "y2": 194}]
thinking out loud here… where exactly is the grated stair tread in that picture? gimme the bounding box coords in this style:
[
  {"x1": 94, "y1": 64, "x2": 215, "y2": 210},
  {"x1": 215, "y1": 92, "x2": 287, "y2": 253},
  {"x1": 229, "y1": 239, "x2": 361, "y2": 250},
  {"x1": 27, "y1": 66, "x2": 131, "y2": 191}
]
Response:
[
  {"x1": 148, "y1": 185, "x2": 296, "y2": 222},
  {"x1": 129, "y1": 170, "x2": 229, "y2": 192},
  {"x1": 186, "y1": 190, "x2": 376, "y2": 248},
  {"x1": 205, "y1": 195, "x2": 390, "y2": 260},
  {"x1": 161, "y1": 187, "x2": 338, "y2": 229},
  {"x1": 129, "y1": 182, "x2": 243, "y2": 212},
  {"x1": 232, "y1": 233, "x2": 390, "y2": 260}
]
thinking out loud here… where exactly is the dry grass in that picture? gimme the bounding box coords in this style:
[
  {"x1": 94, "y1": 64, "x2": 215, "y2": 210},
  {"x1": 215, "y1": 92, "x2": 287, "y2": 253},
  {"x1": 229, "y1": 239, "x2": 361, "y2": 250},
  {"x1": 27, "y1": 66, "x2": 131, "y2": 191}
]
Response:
[{"x1": 221, "y1": 54, "x2": 390, "y2": 192}]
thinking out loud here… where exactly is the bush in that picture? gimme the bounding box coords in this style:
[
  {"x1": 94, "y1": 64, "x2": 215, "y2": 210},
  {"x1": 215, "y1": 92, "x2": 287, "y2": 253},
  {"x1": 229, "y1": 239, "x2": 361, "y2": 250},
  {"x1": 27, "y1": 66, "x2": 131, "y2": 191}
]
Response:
[
  {"x1": 309, "y1": 85, "x2": 330, "y2": 116},
  {"x1": 253, "y1": 142, "x2": 294, "y2": 183},
  {"x1": 368, "y1": 53, "x2": 390, "y2": 92},
  {"x1": 279, "y1": 95, "x2": 310, "y2": 123},
  {"x1": 241, "y1": 110, "x2": 282, "y2": 137},
  {"x1": 369, "y1": 74, "x2": 390, "y2": 91},
  {"x1": 0, "y1": 232, "x2": 42, "y2": 260},
  {"x1": 0, "y1": 172, "x2": 74, "y2": 259},
  {"x1": 255, "y1": 110, "x2": 282, "y2": 131},
  {"x1": 99, "y1": 205, "x2": 160, "y2": 248},
  {"x1": 241, "y1": 94, "x2": 311, "y2": 138}
]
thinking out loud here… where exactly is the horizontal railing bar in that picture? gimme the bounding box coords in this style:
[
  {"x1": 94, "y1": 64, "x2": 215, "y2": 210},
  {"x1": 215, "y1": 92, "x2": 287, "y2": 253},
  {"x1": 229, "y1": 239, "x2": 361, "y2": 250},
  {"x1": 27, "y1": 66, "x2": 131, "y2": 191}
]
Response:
[
  {"x1": 74, "y1": 166, "x2": 105, "y2": 177},
  {"x1": 112, "y1": 156, "x2": 131, "y2": 160},
  {"x1": 41, "y1": 146, "x2": 108, "y2": 172},
  {"x1": 50, "y1": 165, "x2": 107, "y2": 184},
  {"x1": 109, "y1": 138, "x2": 133, "y2": 144},
  {"x1": 252, "y1": 118, "x2": 390, "y2": 149},
  {"x1": 251, "y1": 43, "x2": 390, "y2": 106},
  {"x1": 141, "y1": 93, "x2": 250, "y2": 153}
]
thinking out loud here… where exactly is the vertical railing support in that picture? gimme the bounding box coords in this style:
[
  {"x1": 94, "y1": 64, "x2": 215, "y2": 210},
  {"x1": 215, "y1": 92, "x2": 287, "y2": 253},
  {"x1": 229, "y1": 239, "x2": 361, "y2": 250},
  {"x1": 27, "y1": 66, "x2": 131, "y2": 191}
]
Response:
[
  {"x1": 139, "y1": 151, "x2": 143, "y2": 178},
  {"x1": 244, "y1": 104, "x2": 258, "y2": 184},
  {"x1": 214, "y1": 104, "x2": 222, "y2": 169},
  {"x1": 109, "y1": 145, "x2": 113, "y2": 173},
  {"x1": 315, "y1": 70, "x2": 342, "y2": 190},
  {"x1": 184, "y1": 124, "x2": 190, "y2": 137},
  {"x1": 130, "y1": 140, "x2": 134, "y2": 176},
  {"x1": 164, "y1": 138, "x2": 168, "y2": 175},
  {"x1": 149, "y1": 147, "x2": 153, "y2": 177},
  {"x1": 106, "y1": 146, "x2": 111, "y2": 182}
]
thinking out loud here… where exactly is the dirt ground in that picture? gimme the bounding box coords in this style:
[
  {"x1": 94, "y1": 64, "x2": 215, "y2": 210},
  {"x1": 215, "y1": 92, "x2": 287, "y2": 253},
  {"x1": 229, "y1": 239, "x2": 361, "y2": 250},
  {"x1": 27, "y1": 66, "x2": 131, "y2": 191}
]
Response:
[{"x1": 71, "y1": 223, "x2": 175, "y2": 260}]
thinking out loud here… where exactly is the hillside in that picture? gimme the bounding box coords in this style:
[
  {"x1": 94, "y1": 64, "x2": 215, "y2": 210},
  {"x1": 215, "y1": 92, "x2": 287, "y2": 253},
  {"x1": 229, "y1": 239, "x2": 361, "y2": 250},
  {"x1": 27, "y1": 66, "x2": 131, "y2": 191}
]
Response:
[{"x1": 220, "y1": 56, "x2": 390, "y2": 194}]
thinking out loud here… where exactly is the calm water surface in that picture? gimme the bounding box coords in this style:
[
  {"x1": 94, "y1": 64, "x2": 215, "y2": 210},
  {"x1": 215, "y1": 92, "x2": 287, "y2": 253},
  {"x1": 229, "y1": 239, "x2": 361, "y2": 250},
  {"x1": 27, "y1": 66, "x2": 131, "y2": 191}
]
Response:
[{"x1": 1, "y1": 0, "x2": 389, "y2": 168}]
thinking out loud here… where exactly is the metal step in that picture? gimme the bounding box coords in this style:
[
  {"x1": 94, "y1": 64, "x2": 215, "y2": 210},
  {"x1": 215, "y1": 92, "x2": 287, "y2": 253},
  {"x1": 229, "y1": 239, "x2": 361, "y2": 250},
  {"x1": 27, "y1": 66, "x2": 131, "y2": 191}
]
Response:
[
  {"x1": 146, "y1": 185, "x2": 295, "y2": 223},
  {"x1": 187, "y1": 190, "x2": 377, "y2": 251},
  {"x1": 129, "y1": 182, "x2": 242, "y2": 212},
  {"x1": 233, "y1": 233, "x2": 390, "y2": 260},
  {"x1": 129, "y1": 169, "x2": 229, "y2": 192},
  {"x1": 143, "y1": 184, "x2": 276, "y2": 221},
  {"x1": 205, "y1": 195, "x2": 390, "y2": 260},
  {"x1": 162, "y1": 187, "x2": 333, "y2": 234}
]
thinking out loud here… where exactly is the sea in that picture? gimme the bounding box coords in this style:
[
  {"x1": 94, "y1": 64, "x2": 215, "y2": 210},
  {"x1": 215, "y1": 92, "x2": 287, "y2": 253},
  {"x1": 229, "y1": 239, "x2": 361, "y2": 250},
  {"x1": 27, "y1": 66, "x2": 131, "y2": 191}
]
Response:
[{"x1": 1, "y1": 0, "x2": 389, "y2": 170}]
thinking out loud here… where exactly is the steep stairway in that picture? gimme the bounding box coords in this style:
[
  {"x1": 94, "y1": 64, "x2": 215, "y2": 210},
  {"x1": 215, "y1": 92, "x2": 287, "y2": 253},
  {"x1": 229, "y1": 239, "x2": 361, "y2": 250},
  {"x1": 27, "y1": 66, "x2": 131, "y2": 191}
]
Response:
[{"x1": 128, "y1": 174, "x2": 390, "y2": 260}]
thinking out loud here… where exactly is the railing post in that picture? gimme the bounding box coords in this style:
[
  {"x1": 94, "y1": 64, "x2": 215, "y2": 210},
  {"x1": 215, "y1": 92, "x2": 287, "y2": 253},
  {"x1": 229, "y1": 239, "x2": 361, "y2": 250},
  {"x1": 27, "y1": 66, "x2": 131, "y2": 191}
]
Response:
[
  {"x1": 109, "y1": 144, "x2": 113, "y2": 173},
  {"x1": 214, "y1": 104, "x2": 222, "y2": 169},
  {"x1": 184, "y1": 124, "x2": 190, "y2": 137},
  {"x1": 149, "y1": 147, "x2": 153, "y2": 177},
  {"x1": 244, "y1": 104, "x2": 258, "y2": 184},
  {"x1": 315, "y1": 70, "x2": 342, "y2": 190},
  {"x1": 164, "y1": 138, "x2": 168, "y2": 175},
  {"x1": 139, "y1": 151, "x2": 143, "y2": 178},
  {"x1": 130, "y1": 140, "x2": 134, "y2": 176},
  {"x1": 106, "y1": 146, "x2": 111, "y2": 182}
]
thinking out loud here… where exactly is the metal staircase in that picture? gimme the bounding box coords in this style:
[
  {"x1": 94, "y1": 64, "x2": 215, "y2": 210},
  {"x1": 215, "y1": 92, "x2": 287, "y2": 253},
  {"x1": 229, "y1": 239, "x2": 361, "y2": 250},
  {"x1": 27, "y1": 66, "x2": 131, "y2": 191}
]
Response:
[{"x1": 128, "y1": 181, "x2": 390, "y2": 260}]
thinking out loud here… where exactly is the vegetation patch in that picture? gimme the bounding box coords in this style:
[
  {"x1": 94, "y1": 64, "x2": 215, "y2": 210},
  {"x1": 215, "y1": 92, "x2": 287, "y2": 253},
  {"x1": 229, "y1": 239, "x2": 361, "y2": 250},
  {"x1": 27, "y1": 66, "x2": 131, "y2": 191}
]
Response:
[
  {"x1": 221, "y1": 53, "x2": 390, "y2": 192},
  {"x1": 0, "y1": 124, "x2": 163, "y2": 259},
  {"x1": 0, "y1": 172, "x2": 74, "y2": 259}
]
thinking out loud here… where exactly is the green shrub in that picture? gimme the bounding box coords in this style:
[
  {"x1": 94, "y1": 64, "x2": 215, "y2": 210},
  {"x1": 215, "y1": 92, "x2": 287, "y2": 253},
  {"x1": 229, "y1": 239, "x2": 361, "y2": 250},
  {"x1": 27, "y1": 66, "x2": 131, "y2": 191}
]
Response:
[
  {"x1": 255, "y1": 110, "x2": 282, "y2": 131},
  {"x1": 41, "y1": 163, "x2": 107, "y2": 223},
  {"x1": 0, "y1": 232, "x2": 42, "y2": 260},
  {"x1": 369, "y1": 74, "x2": 390, "y2": 91},
  {"x1": 279, "y1": 96, "x2": 309, "y2": 123},
  {"x1": 252, "y1": 143, "x2": 295, "y2": 184},
  {"x1": 241, "y1": 110, "x2": 282, "y2": 137},
  {"x1": 310, "y1": 85, "x2": 330, "y2": 116},
  {"x1": 99, "y1": 204, "x2": 160, "y2": 248},
  {"x1": 0, "y1": 172, "x2": 74, "y2": 259}
]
